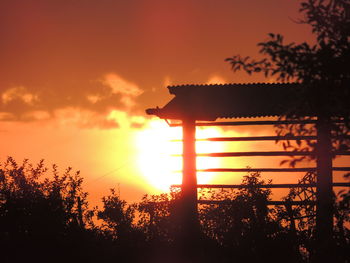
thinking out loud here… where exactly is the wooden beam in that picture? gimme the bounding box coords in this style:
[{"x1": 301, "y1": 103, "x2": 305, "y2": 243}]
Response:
[
  {"x1": 198, "y1": 168, "x2": 316, "y2": 172},
  {"x1": 172, "y1": 135, "x2": 350, "y2": 142},
  {"x1": 197, "y1": 200, "x2": 316, "y2": 206},
  {"x1": 197, "y1": 167, "x2": 350, "y2": 172},
  {"x1": 144, "y1": 200, "x2": 317, "y2": 206},
  {"x1": 173, "y1": 151, "x2": 350, "y2": 157},
  {"x1": 196, "y1": 151, "x2": 314, "y2": 157},
  {"x1": 169, "y1": 119, "x2": 317, "y2": 127},
  {"x1": 195, "y1": 135, "x2": 317, "y2": 141},
  {"x1": 171, "y1": 182, "x2": 350, "y2": 189}
]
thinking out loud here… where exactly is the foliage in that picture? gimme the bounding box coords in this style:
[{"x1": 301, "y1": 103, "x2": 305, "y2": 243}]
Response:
[
  {"x1": 0, "y1": 157, "x2": 349, "y2": 262},
  {"x1": 199, "y1": 172, "x2": 272, "y2": 243},
  {"x1": 136, "y1": 189, "x2": 181, "y2": 243},
  {"x1": 226, "y1": 0, "x2": 349, "y2": 83},
  {"x1": 226, "y1": 0, "x2": 350, "y2": 166},
  {"x1": 97, "y1": 188, "x2": 136, "y2": 238},
  {"x1": 198, "y1": 172, "x2": 300, "y2": 263},
  {"x1": 0, "y1": 157, "x2": 95, "y2": 262},
  {"x1": 225, "y1": 3, "x2": 350, "y2": 259},
  {"x1": 0, "y1": 157, "x2": 88, "y2": 233}
]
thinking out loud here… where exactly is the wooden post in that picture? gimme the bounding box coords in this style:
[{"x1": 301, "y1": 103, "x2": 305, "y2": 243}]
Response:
[
  {"x1": 182, "y1": 118, "x2": 197, "y2": 212},
  {"x1": 315, "y1": 117, "x2": 333, "y2": 260},
  {"x1": 180, "y1": 118, "x2": 199, "y2": 259}
]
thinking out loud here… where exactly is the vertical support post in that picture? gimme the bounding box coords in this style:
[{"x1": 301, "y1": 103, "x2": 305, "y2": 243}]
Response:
[
  {"x1": 182, "y1": 118, "x2": 198, "y2": 212},
  {"x1": 181, "y1": 119, "x2": 198, "y2": 227},
  {"x1": 180, "y1": 118, "x2": 199, "y2": 259},
  {"x1": 315, "y1": 117, "x2": 333, "y2": 260}
]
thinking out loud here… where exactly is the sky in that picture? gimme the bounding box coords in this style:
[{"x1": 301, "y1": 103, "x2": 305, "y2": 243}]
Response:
[{"x1": 0, "y1": 0, "x2": 320, "y2": 204}]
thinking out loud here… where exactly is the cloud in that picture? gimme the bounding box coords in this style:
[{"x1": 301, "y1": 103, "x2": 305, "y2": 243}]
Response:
[
  {"x1": 79, "y1": 118, "x2": 120, "y2": 130},
  {"x1": 21, "y1": 110, "x2": 51, "y2": 121},
  {"x1": 86, "y1": 95, "x2": 101, "y2": 104},
  {"x1": 101, "y1": 73, "x2": 143, "y2": 108},
  {"x1": 53, "y1": 107, "x2": 120, "y2": 130},
  {"x1": 0, "y1": 112, "x2": 16, "y2": 121},
  {"x1": 2, "y1": 86, "x2": 39, "y2": 105},
  {"x1": 0, "y1": 72, "x2": 147, "y2": 129},
  {"x1": 130, "y1": 115, "x2": 147, "y2": 129}
]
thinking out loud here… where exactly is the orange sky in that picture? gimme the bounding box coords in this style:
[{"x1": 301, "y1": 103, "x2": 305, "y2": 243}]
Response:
[{"x1": 0, "y1": 0, "x2": 324, "y2": 204}]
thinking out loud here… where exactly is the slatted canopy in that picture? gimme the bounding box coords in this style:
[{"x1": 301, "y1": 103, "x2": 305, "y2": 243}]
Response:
[
  {"x1": 146, "y1": 83, "x2": 305, "y2": 120},
  {"x1": 146, "y1": 82, "x2": 349, "y2": 120}
]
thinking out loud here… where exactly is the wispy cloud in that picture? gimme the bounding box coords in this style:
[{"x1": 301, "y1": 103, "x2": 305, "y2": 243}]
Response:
[
  {"x1": 2, "y1": 86, "x2": 39, "y2": 105},
  {"x1": 0, "y1": 72, "x2": 147, "y2": 129},
  {"x1": 102, "y1": 73, "x2": 143, "y2": 108}
]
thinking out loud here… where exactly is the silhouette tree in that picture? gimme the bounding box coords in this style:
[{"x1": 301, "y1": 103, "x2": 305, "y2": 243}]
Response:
[
  {"x1": 1, "y1": 156, "x2": 347, "y2": 262},
  {"x1": 226, "y1": 1, "x2": 350, "y2": 261},
  {"x1": 198, "y1": 172, "x2": 300, "y2": 263},
  {"x1": 226, "y1": 0, "x2": 350, "y2": 163},
  {"x1": 95, "y1": 188, "x2": 148, "y2": 262},
  {"x1": 97, "y1": 189, "x2": 136, "y2": 239},
  {"x1": 0, "y1": 157, "x2": 104, "y2": 263}
]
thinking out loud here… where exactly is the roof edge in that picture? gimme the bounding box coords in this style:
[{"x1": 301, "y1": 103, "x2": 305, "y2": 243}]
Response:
[{"x1": 167, "y1": 82, "x2": 301, "y2": 94}]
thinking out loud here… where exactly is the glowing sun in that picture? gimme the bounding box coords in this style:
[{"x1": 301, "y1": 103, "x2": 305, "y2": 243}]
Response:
[{"x1": 135, "y1": 119, "x2": 223, "y2": 192}]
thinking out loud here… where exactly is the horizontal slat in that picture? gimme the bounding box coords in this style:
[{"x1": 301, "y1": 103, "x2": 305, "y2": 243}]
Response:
[
  {"x1": 335, "y1": 151, "x2": 350, "y2": 155},
  {"x1": 197, "y1": 167, "x2": 350, "y2": 172},
  {"x1": 173, "y1": 151, "x2": 350, "y2": 157},
  {"x1": 197, "y1": 151, "x2": 313, "y2": 157},
  {"x1": 198, "y1": 168, "x2": 316, "y2": 172},
  {"x1": 172, "y1": 135, "x2": 350, "y2": 142},
  {"x1": 197, "y1": 200, "x2": 315, "y2": 206},
  {"x1": 196, "y1": 136, "x2": 317, "y2": 141},
  {"x1": 169, "y1": 120, "x2": 317, "y2": 127},
  {"x1": 141, "y1": 200, "x2": 315, "y2": 207},
  {"x1": 333, "y1": 167, "x2": 350, "y2": 171},
  {"x1": 171, "y1": 183, "x2": 350, "y2": 189}
]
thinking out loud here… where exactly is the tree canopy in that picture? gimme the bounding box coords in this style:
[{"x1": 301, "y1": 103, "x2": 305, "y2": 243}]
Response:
[
  {"x1": 226, "y1": 0, "x2": 350, "y2": 164},
  {"x1": 0, "y1": 156, "x2": 349, "y2": 262}
]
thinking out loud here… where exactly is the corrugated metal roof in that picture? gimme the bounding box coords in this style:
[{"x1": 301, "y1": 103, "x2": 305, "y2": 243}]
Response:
[{"x1": 146, "y1": 83, "x2": 306, "y2": 120}]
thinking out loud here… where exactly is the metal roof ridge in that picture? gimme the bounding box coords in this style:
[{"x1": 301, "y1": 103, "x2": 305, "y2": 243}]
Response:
[
  {"x1": 167, "y1": 82, "x2": 302, "y2": 94},
  {"x1": 167, "y1": 82, "x2": 300, "y2": 88}
]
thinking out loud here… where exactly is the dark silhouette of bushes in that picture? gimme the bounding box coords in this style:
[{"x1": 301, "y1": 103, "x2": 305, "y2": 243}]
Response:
[
  {"x1": 1, "y1": 157, "x2": 349, "y2": 262},
  {"x1": 0, "y1": 157, "x2": 116, "y2": 263},
  {"x1": 197, "y1": 172, "x2": 302, "y2": 263}
]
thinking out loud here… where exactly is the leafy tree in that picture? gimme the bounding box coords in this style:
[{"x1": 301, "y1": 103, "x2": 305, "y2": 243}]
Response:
[
  {"x1": 0, "y1": 157, "x2": 101, "y2": 263},
  {"x1": 1, "y1": 157, "x2": 347, "y2": 262},
  {"x1": 136, "y1": 189, "x2": 183, "y2": 246},
  {"x1": 226, "y1": 2, "x2": 350, "y2": 261},
  {"x1": 95, "y1": 189, "x2": 148, "y2": 262},
  {"x1": 198, "y1": 172, "x2": 300, "y2": 263},
  {"x1": 0, "y1": 157, "x2": 88, "y2": 234},
  {"x1": 97, "y1": 188, "x2": 136, "y2": 239},
  {"x1": 226, "y1": 0, "x2": 350, "y2": 162}
]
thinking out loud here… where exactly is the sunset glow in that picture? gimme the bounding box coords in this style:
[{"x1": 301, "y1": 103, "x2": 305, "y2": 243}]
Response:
[
  {"x1": 135, "y1": 120, "x2": 224, "y2": 191},
  {"x1": 0, "y1": 0, "x2": 315, "y2": 203},
  {"x1": 1, "y1": 1, "x2": 347, "y2": 261}
]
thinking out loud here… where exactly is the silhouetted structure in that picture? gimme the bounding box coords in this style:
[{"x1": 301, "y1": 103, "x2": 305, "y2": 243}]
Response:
[{"x1": 146, "y1": 83, "x2": 350, "y2": 260}]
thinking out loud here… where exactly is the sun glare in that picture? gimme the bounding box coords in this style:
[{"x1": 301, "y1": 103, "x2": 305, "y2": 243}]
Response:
[{"x1": 135, "y1": 119, "x2": 223, "y2": 192}]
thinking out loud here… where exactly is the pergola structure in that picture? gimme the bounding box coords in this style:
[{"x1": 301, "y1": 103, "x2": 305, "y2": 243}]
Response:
[{"x1": 146, "y1": 83, "x2": 350, "y2": 259}]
